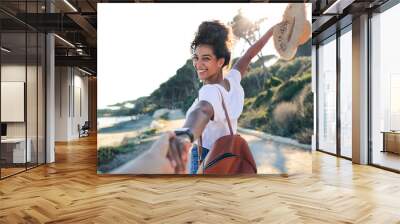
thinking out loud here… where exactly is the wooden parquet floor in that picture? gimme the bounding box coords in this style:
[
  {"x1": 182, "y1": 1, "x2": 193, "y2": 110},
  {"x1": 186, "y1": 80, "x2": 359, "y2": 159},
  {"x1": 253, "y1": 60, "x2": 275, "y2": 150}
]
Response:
[{"x1": 1, "y1": 135, "x2": 400, "y2": 223}]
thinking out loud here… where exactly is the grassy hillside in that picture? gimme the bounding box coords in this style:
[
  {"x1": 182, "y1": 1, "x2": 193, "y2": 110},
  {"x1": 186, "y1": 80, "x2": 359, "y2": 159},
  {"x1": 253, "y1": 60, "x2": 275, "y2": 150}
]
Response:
[
  {"x1": 98, "y1": 40, "x2": 313, "y2": 144},
  {"x1": 239, "y1": 56, "x2": 312, "y2": 144},
  {"x1": 98, "y1": 59, "x2": 200, "y2": 117}
]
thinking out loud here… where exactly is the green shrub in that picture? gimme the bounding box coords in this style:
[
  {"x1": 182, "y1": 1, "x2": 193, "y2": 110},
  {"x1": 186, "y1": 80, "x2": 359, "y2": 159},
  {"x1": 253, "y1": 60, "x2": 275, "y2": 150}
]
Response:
[
  {"x1": 241, "y1": 71, "x2": 268, "y2": 98},
  {"x1": 250, "y1": 55, "x2": 276, "y2": 69},
  {"x1": 271, "y1": 102, "x2": 303, "y2": 137},
  {"x1": 264, "y1": 76, "x2": 282, "y2": 90},
  {"x1": 301, "y1": 87, "x2": 314, "y2": 129},
  {"x1": 268, "y1": 63, "x2": 281, "y2": 76},
  {"x1": 182, "y1": 94, "x2": 197, "y2": 113},
  {"x1": 294, "y1": 128, "x2": 313, "y2": 144},
  {"x1": 246, "y1": 66, "x2": 265, "y2": 77},
  {"x1": 143, "y1": 128, "x2": 157, "y2": 136},
  {"x1": 98, "y1": 147, "x2": 116, "y2": 165},
  {"x1": 239, "y1": 108, "x2": 267, "y2": 129},
  {"x1": 114, "y1": 143, "x2": 137, "y2": 154},
  {"x1": 276, "y1": 60, "x2": 302, "y2": 81},
  {"x1": 97, "y1": 130, "x2": 158, "y2": 165},
  {"x1": 143, "y1": 103, "x2": 158, "y2": 114},
  {"x1": 275, "y1": 73, "x2": 311, "y2": 102},
  {"x1": 243, "y1": 97, "x2": 256, "y2": 111},
  {"x1": 253, "y1": 90, "x2": 273, "y2": 108},
  {"x1": 275, "y1": 80, "x2": 304, "y2": 102},
  {"x1": 160, "y1": 113, "x2": 169, "y2": 120}
]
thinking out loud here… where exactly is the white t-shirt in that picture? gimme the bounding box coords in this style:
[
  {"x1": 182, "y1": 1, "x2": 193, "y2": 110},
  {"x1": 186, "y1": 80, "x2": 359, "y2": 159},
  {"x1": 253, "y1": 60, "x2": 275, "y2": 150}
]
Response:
[{"x1": 186, "y1": 69, "x2": 244, "y2": 150}]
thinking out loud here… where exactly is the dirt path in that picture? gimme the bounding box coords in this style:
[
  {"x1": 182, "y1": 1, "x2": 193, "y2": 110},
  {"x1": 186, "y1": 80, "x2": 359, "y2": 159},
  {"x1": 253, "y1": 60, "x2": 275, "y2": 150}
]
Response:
[
  {"x1": 240, "y1": 133, "x2": 311, "y2": 174},
  {"x1": 158, "y1": 116, "x2": 311, "y2": 174},
  {"x1": 99, "y1": 109, "x2": 311, "y2": 174}
]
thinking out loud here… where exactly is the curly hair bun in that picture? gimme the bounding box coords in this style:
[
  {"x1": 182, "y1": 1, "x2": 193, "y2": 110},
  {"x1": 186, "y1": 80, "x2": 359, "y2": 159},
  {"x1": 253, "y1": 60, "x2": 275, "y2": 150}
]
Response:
[{"x1": 191, "y1": 20, "x2": 233, "y2": 67}]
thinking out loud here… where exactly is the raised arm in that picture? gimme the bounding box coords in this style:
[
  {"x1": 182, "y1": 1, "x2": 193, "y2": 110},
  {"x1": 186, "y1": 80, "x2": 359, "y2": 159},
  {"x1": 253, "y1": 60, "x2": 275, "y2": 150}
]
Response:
[{"x1": 233, "y1": 26, "x2": 274, "y2": 78}]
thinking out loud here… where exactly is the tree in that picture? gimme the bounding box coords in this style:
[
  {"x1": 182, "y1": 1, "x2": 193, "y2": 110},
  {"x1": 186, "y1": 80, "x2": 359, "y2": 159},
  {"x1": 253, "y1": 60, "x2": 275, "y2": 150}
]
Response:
[{"x1": 229, "y1": 9, "x2": 267, "y2": 62}]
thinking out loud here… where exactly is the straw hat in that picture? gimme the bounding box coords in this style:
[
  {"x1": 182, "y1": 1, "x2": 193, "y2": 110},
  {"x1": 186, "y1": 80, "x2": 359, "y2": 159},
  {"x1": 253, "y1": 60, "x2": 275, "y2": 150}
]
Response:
[
  {"x1": 273, "y1": 3, "x2": 310, "y2": 60},
  {"x1": 298, "y1": 20, "x2": 311, "y2": 45}
]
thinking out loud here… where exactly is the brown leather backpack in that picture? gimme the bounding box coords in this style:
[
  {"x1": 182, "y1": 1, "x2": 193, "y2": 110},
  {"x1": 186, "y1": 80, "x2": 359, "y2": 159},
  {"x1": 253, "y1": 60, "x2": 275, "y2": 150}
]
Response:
[{"x1": 197, "y1": 88, "x2": 257, "y2": 175}]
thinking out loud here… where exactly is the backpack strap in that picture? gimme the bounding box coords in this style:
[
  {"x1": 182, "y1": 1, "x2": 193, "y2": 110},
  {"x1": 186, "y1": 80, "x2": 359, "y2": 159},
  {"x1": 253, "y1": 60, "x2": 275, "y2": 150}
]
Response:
[
  {"x1": 216, "y1": 87, "x2": 234, "y2": 136},
  {"x1": 198, "y1": 84, "x2": 234, "y2": 168}
]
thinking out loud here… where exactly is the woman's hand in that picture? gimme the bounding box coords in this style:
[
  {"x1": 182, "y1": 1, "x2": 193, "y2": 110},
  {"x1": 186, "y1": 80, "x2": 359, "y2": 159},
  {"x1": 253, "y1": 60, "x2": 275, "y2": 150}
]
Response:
[
  {"x1": 167, "y1": 135, "x2": 192, "y2": 174},
  {"x1": 111, "y1": 131, "x2": 191, "y2": 174},
  {"x1": 148, "y1": 131, "x2": 191, "y2": 174}
]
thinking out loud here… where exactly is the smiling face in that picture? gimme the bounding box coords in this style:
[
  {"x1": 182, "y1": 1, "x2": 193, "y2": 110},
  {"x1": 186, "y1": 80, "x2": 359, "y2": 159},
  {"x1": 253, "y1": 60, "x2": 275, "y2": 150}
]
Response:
[{"x1": 192, "y1": 44, "x2": 225, "y2": 82}]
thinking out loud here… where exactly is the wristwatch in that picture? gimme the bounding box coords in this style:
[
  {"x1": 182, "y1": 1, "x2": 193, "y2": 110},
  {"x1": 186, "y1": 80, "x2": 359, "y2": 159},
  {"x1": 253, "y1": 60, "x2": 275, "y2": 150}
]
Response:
[{"x1": 174, "y1": 128, "x2": 194, "y2": 143}]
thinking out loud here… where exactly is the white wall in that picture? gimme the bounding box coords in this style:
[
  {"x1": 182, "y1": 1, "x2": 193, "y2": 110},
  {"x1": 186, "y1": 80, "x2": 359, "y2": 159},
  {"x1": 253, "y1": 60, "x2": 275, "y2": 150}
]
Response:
[
  {"x1": 55, "y1": 66, "x2": 69, "y2": 141},
  {"x1": 1, "y1": 65, "x2": 38, "y2": 138},
  {"x1": 73, "y1": 72, "x2": 89, "y2": 137},
  {"x1": 1, "y1": 63, "x2": 46, "y2": 164},
  {"x1": 55, "y1": 67, "x2": 89, "y2": 141}
]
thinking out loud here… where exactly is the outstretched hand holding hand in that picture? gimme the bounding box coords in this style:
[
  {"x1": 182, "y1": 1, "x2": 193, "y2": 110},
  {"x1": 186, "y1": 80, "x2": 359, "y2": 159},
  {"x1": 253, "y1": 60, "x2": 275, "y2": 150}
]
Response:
[{"x1": 111, "y1": 132, "x2": 191, "y2": 174}]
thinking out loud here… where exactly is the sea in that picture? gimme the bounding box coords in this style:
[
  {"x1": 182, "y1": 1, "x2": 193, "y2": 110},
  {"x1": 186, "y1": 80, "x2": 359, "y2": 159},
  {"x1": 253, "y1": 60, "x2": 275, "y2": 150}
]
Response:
[{"x1": 97, "y1": 115, "x2": 137, "y2": 129}]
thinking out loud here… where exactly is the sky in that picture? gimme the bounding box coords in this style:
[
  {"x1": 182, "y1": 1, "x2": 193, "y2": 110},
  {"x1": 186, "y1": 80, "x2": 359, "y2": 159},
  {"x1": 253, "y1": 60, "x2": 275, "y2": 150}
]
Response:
[{"x1": 98, "y1": 3, "x2": 311, "y2": 109}]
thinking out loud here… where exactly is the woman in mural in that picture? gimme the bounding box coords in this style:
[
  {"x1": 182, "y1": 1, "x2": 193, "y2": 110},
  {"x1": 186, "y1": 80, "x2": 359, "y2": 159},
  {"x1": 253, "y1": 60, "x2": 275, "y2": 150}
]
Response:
[
  {"x1": 165, "y1": 20, "x2": 275, "y2": 174},
  {"x1": 113, "y1": 4, "x2": 310, "y2": 174},
  {"x1": 114, "y1": 20, "x2": 274, "y2": 174}
]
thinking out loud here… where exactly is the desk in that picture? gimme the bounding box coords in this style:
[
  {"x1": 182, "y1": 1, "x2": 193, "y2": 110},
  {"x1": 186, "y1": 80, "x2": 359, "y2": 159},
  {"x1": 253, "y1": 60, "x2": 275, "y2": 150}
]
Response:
[
  {"x1": 381, "y1": 131, "x2": 400, "y2": 154},
  {"x1": 1, "y1": 138, "x2": 31, "y2": 163}
]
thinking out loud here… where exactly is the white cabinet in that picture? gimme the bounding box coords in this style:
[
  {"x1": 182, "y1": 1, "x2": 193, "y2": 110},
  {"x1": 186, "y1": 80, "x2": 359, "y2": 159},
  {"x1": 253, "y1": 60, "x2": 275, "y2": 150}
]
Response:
[{"x1": 1, "y1": 138, "x2": 32, "y2": 163}]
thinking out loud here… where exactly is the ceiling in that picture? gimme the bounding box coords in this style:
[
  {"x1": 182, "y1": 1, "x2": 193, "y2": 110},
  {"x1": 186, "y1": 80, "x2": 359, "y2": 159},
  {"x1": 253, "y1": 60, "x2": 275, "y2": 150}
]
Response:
[
  {"x1": 0, "y1": 0, "x2": 104, "y2": 75},
  {"x1": 311, "y1": 0, "x2": 390, "y2": 44},
  {"x1": 3, "y1": 0, "x2": 392, "y2": 73}
]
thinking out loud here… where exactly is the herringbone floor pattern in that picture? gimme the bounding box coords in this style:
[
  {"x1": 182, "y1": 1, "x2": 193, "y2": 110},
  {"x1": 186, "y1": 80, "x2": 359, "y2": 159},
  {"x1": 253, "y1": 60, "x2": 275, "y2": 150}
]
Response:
[{"x1": 0, "y1": 135, "x2": 399, "y2": 223}]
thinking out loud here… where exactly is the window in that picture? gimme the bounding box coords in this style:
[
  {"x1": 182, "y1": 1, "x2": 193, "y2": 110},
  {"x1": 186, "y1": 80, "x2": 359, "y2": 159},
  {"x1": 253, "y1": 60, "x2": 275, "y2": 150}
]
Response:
[
  {"x1": 0, "y1": 2, "x2": 46, "y2": 179},
  {"x1": 318, "y1": 36, "x2": 337, "y2": 154},
  {"x1": 371, "y1": 3, "x2": 400, "y2": 171},
  {"x1": 339, "y1": 28, "x2": 352, "y2": 158}
]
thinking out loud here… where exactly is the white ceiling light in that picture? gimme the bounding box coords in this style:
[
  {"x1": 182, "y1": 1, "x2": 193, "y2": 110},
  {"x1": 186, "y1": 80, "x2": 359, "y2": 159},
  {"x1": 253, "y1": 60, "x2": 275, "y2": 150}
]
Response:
[
  {"x1": 78, "y1": 67, "x2": 92, "y2": 76},
  {"x1": 54, "y1": 34, "x2": 75, "y2": 48},
  {"x1": 1, "y1": 47, "x2": 11, "y2": 53},
  {"x1": 63, "y1": 0, "x2": 78, "y2": 12}
]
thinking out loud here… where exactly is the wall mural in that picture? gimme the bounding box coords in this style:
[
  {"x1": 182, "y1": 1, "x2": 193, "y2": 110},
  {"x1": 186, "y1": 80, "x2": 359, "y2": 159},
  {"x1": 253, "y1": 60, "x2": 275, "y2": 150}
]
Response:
[{"x1": 97, "y1": 3, "x2": 313, "y2": 175}]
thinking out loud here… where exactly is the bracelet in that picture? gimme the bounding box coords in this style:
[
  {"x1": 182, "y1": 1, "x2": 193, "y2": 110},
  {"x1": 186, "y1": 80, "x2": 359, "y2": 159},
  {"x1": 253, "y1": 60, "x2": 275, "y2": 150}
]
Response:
[{"x1": 174, "y1": 128, "x2": 194, "y2": 143}]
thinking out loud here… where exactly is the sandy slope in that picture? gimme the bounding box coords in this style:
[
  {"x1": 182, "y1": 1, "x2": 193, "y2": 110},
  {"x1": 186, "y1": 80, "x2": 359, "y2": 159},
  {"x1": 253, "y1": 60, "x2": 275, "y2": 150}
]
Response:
[{"x1": 97, "y1": 115, "x2": 153, "y2": 148}]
